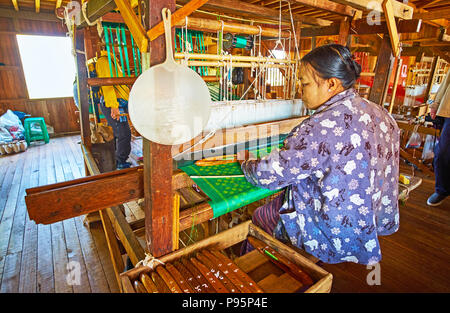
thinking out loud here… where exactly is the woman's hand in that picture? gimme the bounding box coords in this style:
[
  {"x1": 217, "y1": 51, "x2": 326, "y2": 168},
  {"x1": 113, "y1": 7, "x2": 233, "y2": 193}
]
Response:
[
  {"x1": 111, "y1": 107, "x2": 121, "y2": 121},
  {"x1": 236, "y1": 150, "x2": 256, "y2": 165},
  {"x1": 430, "y1": 107, "x2": 437, "y2": 120}
]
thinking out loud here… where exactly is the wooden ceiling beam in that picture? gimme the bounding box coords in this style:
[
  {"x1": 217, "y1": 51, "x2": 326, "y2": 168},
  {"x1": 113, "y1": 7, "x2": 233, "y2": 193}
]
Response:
[
  {"x1": 417, "y1": 0, "x2": 448, "y2": 9},
  {"x1": 300, "y1": 18, "x2": 422, "y2": 37},
  {"x1": 12, "y1": 0, "x2": 19, "y2": 11},
  {"x1": 0, "y1": 7, "x2": 58, "y2": 21},
  {"x1": 332, "y1": 0, "x2": 413, "y2": 19},
  {"x1": 383, "y1": 0, "x2": 400, "y2": 57},
  {"x1": 177, "y1": 0, "x2": 332, "y2": 26},
  {"x1": 413, "y1": 8, "x2": 450, "y2": 20},
  {"x1": 77, "y1": 0, "x2": 117, "y2": 28},
  {"x1": 292, "y1": 0, "x2": 361, "y2": 18}
]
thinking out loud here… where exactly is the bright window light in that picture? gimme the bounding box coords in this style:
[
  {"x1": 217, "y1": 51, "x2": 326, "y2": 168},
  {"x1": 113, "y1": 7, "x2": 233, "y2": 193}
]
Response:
[
  {"x1": 16, "y1": 34, "x2": 76, "y2": 99},
  {"x1": 271, "y1": 49, "x2": 286, "y2": 60},
  {"x1": 268, "y1": 50, "x2": 286, "y2": 87}
]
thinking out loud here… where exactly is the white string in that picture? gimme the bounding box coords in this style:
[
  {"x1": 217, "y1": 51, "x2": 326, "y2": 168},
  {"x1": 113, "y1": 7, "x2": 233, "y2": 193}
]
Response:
[{"x1": 135, "y1": 252, "x2": 165, "y2": 269}]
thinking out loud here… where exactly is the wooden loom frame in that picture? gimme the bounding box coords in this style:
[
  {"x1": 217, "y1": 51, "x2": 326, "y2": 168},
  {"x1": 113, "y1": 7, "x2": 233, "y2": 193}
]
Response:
[{"x1": 26, "y1": 0, "x2": 438, "y2": 292}]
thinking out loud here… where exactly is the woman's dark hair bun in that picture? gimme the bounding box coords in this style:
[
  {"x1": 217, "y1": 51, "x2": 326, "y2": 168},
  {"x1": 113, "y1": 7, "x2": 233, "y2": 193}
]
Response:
[
  {"x1": 301, "y1": 44, "x2": 362, "y2": 89},
  {"x1": 350, "y1": 58, "x2": 362, "y2": 80}
]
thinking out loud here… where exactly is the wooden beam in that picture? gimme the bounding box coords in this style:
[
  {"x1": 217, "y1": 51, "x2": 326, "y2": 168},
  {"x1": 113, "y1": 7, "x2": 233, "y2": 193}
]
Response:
[
  {"x1": 300, "y1": 19, "x2": 422, "y2": 38},
  {"x1": 12, "y1": 0, "x2": 19, "y2": 11},
  {"x1": 420, "y1": 41, "x2": 450, "y2": 47},
  {"x1": 388, "y1": 57, "x2": 402, "y2": 113},
  {"x1": 413, "y1": 8, "x2": 450, "y2": 20},
  {"x1": 430, "y1": 47, "x2": 450, "y2": 64},
  {"x1": 400, "y1": 149, "x2": 434, "y2": 177},
  {"x1": 333, "y1": 0, "x2": 413, "y2": 19},
  {"x1": 369, "y1": 35, "x2": 395, "y2": 106},
  {"x1": 177, "y1": 0, "x2": 331, "y2": 26},
  {"x1": 425, "y1": 56, "x2": 440, "y2": 101},
  {"x1": 172, "y1": 16, "x2": 290, "y2": 38},
  {"x1": 113, "y1": 0, "x2": 148, "y2": 53},
  {"x1": 382, "y1": 0, "x2": 400, "y2": 57},
  {"x1": 417, "y1": 0, "x2": 446, "y2": 9},
  {"x1": 25, "y1": 168, "x2": 145, "y2": 225},
  {"x1": 147, "y1": 0, "x2": 209, "y2": 41},
  {"x1": 78, "y1": 0, "x2": 117, "y2": 28},
  {"x1": 74, "y1": 27, "x2": 91, "y2": 149},
  {"x1": 292, "y1": 0, "x2": 361, "y2": 18},
  {"x1": 0, "y1": 8, "x2": 58, "y2": 22},
  {"x1": 338, "y1": 18, "x2": 350, "y2": 46},
  {"x1": 144, "y1": 0, "x2": 176, "y2": 258}
]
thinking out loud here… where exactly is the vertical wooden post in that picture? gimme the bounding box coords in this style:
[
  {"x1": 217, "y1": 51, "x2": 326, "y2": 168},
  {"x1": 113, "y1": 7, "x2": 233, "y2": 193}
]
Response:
[
  {"x1": 425, "y1": 56, "x2": 439, "y2": 102},
  {"x1": 338, "y1": 18, "x2": 350, "y2": 47},
  {"x1": 368, "y1": 35, "x2": 395, "y2": 106},
  {"x1": 388, "y1": 56, "x2": 403, "y2": 114},
  {"x1": 143, "y1": 0, "x2": 176, "y2": 257},
  {"x1": 75, "y1": 27, "x2": 91, "y2": 149}
]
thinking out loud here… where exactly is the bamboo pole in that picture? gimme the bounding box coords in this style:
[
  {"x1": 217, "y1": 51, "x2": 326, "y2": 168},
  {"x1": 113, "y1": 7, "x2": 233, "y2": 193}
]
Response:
[
  {"x1": 173, "y1": 16, "x2": 291, "y2": 38},
  {"x1": 174, "y1": 52, "x2": 295, "y2": 64},
  {"x1": 178, "y1": 60, "x2": 290, "y2": 68}
]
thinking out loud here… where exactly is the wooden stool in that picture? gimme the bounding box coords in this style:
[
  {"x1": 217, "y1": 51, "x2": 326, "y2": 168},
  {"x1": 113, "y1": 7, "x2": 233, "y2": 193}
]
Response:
[{"x1": 23, "y1": 117, "x2": 50, "y2": 145}]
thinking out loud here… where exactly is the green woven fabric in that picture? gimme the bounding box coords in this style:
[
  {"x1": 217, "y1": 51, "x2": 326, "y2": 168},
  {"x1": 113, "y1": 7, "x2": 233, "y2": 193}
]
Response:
[{"x1": 179, "y1": 142, "x2": 284, "y2": 218}]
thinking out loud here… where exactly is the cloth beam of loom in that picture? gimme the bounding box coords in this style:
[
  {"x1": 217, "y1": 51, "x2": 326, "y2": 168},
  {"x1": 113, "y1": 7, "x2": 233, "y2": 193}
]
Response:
[{"x1": 179, "y1": 137, "x2": 287, "y2": 218}]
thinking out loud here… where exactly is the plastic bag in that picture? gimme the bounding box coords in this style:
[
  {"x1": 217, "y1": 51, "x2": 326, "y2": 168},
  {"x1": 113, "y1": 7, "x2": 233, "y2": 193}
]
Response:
[
  {"x1": 0, "y1": 109, "x2": 24, "y2": 131},
  {"x1": 405, "y1": 125, "x2": 422, "y2": 149},
  {"x1": 0, "y1": 126, "x2": 13, "y2": 143},
  {"x1": 422, "y1": 134, "x2": 437, "y2": 161},
  {"x1": 0, "y1": 109, "x2": 25, "y2": 140}
]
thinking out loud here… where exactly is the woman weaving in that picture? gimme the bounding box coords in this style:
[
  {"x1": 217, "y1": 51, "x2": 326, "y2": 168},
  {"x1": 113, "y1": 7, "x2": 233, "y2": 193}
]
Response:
[{"x1": 239, "y1": 44, "x2": 400, "y2": 265}]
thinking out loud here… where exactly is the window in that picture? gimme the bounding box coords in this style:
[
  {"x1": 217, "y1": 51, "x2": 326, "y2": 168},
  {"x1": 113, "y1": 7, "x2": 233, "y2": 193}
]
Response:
[{"x1": 16, "y1": 34, "x2": 76, "y2": 99}]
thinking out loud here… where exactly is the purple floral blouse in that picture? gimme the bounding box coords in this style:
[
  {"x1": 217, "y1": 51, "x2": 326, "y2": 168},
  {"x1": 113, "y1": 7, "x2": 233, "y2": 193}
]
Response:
[{"x1": 242, "y1": 88, "x2": 400, "y2": 265}]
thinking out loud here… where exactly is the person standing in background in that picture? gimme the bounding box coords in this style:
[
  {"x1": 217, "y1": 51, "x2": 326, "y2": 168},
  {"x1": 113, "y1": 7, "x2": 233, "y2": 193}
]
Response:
[
  {"x1": 95, "y1": 50, "x2": 132, "y2": 170},
  {"x1": 427, "y1": 70, "x2": 450, "y2": 206}
]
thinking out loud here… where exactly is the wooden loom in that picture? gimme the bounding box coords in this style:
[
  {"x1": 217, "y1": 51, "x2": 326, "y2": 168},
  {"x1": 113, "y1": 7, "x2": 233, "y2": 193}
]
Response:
[{"x1": 23, "y1": 0, "x2": 434, "y2": 292}]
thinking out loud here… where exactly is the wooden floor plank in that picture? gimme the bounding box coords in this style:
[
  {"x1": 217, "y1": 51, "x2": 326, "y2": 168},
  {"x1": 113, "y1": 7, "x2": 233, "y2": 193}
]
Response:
[
  {"x1": 0, "y1": 156, "x2": 17, "y2": 222},
  {"x1": 88, "y1": 222, "x2": 120, "y2": 293},
  {"x1": 36, "y1": 142, "x2": 55, "y2": 293},
  {"x1": 0, "y1": 146, "x2": 33, "y2": 293},
  {"x1": 18, "y1": 144, "x2": 40, "y2": 292},
  {"x1": 63, "y1": 136, "x2": 118, "y2": 292},
  {"x1": 73, "y1": 216, "x2": 112, "y2": 293},
  {"x1": 0, "y1": 136, "x2": 119, "y2": 293},
  {"x1": 0, "y1": 152, "x2": 26, "y2": 289},
  {"x1": 50, "y1": 140, "x2": 73, "y2": 293}
]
